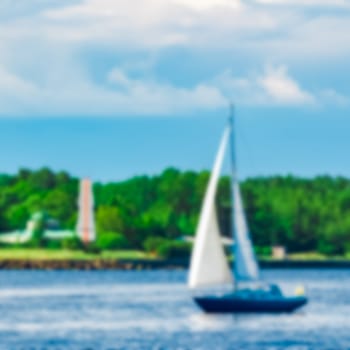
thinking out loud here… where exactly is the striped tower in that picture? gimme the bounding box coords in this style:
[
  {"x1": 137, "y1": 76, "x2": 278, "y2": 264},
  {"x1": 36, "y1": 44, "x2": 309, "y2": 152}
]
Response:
[{"x1": 76, "y1": 179, "x2": 96, "y2": 244}]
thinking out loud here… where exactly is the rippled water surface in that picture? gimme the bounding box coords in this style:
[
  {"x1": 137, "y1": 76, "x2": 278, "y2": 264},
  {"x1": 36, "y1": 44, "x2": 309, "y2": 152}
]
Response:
[{"x1": 0, "y1": 269, "x2": 349, "y2": 349}]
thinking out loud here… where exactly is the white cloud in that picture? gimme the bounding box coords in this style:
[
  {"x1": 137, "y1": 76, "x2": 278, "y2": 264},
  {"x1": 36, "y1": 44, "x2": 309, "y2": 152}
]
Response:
[
  {"x1": 0, "y1": 0, "x2": 348, "y2": 116},
  {"x1": 39, "y1": 0, "x2": 191, "y2": 47},
  {"x1": 214, "y1": 65, "x2": 315, "y2": 106},
  {"x1": 0, "y1": 64, "x2": 226, "y2": 116},
  {"x1": 106, "y1": 68, "x2": 226, "y2": 114},
  {"x1": 256, "y1": 0, "x2": 350, "y2": 7},
  {"x1": 1, "y1": 0, "x2": 349, "y2": 55},
  {"x1": 2, "y1": 0, "x2": 350, "y2": 58},
  {"x1": 38, "y1": 0, "x2": 278, "y2": 48},
  {"x1": 9, "y1": 0, "x2": 342, "y2": 71},
  {"x1": 0, "y1": 59, "x2": 346, "y2": 116},
  {"x1": 0, "y1": 67, "x2": 40, "y2": 114},
  {"x1": 259, "y1": 66, "x2": 314, "y2": 105},
  {"x1": 172, "y1": 0, "x2": 241, "y2": 11}
]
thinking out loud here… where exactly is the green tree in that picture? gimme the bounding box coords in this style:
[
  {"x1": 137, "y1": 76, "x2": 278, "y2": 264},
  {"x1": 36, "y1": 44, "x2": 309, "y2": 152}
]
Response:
[{"x1": 96, "y1": 206, "x2": 124, "y2": 233}]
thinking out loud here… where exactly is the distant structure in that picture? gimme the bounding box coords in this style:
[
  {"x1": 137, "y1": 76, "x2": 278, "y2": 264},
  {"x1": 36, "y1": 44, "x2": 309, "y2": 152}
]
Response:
[
  {"x1": 272, "y1": 246, "x2": 287, "y2": 260},
  {"x1": 76, "y1": 178, "x2": 96, "y2": 244},
  {"x1": 0, "y1": 178, "x2": 96, "y2": 244}
]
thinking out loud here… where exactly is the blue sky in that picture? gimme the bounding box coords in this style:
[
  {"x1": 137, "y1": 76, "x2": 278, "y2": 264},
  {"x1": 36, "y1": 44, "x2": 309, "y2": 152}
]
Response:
[{"x1": 0, "y1": 0, "x2": 350, "y2": 181}]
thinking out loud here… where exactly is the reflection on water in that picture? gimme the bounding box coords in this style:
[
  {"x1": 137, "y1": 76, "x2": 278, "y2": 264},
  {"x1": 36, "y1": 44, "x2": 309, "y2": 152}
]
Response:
[{"x1": 0, "y1": 269, "x2": 349, "y2": 349}]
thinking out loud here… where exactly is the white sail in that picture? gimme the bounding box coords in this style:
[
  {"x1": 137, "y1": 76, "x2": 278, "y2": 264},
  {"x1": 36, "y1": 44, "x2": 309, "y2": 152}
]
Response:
[
  {"x1": 233, "y1": 180, "x2": 259, "y2": 281},
  {"x1": 188, "y1": 127, "x2": 233, "y2": 289}
]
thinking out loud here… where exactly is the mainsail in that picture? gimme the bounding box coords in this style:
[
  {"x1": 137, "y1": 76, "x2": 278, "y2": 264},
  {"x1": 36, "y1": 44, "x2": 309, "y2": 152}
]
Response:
[
  {"x1": 227, "y1": 110, "x2": 259, "y2": 282},
  {"x1": 188, "y1": 127, "x2": 233, "y2": 289},
  {"x1": 233, "y1": 181, "x2": 259, "y2": 281}
]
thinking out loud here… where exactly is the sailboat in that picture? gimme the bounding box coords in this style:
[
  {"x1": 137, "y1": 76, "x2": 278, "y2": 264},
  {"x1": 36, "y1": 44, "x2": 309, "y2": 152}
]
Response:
[{"x1": 188, "y1": 107, "x2": 308, "y2": 313}]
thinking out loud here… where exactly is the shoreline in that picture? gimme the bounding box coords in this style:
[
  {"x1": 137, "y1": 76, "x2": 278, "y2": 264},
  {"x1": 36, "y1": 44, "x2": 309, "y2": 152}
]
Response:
[{"x1": 0, "y1": 258, "x2": 349, "y2": 270}]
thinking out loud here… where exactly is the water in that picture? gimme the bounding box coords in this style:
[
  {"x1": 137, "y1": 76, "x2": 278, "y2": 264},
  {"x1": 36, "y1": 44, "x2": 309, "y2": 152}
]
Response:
[{"x1": 0, "y1": 269, "x2": 348, "y2": 349}]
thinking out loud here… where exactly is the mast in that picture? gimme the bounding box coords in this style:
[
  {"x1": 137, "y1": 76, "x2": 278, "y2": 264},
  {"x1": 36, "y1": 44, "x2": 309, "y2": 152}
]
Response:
[{"x1": 228, "y1": 103, "x2": 238, "y2": 290}]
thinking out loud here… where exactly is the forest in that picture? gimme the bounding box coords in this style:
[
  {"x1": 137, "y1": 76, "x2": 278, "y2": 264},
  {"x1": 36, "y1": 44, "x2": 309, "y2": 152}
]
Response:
[{"x1": 0, "y1": 167, "x2": 350, "y2": 256}]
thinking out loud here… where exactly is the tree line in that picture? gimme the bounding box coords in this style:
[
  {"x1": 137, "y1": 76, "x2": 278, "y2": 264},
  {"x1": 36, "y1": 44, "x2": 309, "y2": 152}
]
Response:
[{"x1": 0, "y1": 167, "x2": 350, "y2": 255}]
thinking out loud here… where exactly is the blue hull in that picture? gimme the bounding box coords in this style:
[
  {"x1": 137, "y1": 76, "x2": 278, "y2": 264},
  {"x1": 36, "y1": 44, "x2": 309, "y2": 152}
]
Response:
[{"x1": 194, "y1": 294, "x2": 308, "y2": 313}]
